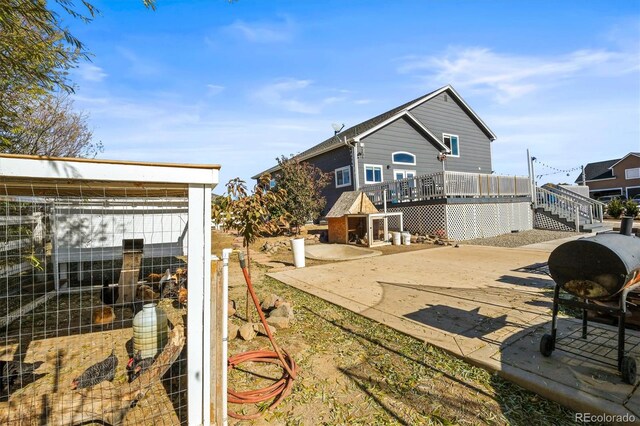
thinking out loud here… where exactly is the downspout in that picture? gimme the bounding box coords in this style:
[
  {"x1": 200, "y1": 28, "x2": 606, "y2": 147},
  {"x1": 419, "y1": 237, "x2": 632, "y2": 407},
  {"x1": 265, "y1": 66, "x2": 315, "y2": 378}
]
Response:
[{"x1": 350, "y1": 138, "x2": 360, "y2": 190}]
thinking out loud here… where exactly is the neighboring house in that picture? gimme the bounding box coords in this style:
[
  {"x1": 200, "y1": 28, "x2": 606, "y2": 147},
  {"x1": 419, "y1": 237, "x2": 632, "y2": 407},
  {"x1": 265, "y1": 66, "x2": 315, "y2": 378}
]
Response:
[
  {"x1": 253, "y1": 85, "x2": 496, "y2": 214},
  {"x1": 575, "y1": 153, "x2": 640, "y2": 199}
]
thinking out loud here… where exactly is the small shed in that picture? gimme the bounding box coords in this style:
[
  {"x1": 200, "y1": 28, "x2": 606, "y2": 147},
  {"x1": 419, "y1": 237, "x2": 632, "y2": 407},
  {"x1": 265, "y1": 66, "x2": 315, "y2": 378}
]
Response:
[{"x1": 326, "y1": 191, "x2": 402, "y2": 246}]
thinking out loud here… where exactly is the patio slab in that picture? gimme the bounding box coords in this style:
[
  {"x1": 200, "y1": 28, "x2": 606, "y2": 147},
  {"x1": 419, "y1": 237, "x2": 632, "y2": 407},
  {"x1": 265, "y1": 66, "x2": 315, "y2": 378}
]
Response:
[{"x1": 269, "y1": 245, "x2": 640, "y2": 420}]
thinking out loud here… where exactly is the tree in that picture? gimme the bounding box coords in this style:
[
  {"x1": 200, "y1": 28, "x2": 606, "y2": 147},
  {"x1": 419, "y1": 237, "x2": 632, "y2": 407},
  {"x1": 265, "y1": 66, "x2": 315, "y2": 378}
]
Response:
[
  {"x1": 0, "y1": 0, "x2": 155, "y2": 149},
  {"x1": 213, "y1": 175, "x2": 288, "y2": 319},
  {"x1": 2, "y1": 93, "x2": 102, "y2": 157},
  {"x1": 273, "y1": 156, "x2": 331, "y2": 234}
]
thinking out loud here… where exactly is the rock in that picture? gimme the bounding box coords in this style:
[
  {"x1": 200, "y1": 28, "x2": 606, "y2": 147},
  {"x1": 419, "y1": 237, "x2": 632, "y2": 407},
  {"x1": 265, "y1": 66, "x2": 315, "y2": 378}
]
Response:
[
  {"x1": 269, "y1": 302, "x2": 294, "y2": 319},
  {"x1": 410, "y1": 235, "x2": 418, "y2": 243},
  {"x1": 266, "y1": 316, "x2": 290, "y2": 329},
  {"x1": 261, "y1": 242, "x2": 272, "y2": 252},
  {"x1": 228, "y1": 300, "x2": 237, "y2": 317},
  {"x1": 261, "y1": 293, "x2": 283, "y2": 311},
  {"x1": 239, "y1": 323, "x2": 257, "y2": 341},
  {"x1": 253, "y1": 323, "x2": 277, "y2": 336},
  {"x1": 228, "y1": 323, "x2": 239, "y2": 340}
]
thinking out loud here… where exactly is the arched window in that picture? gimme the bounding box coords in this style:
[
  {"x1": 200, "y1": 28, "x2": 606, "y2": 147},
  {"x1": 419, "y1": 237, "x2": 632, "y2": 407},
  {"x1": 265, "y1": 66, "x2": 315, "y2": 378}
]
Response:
[{"x1": 392, "y1": 152, "x2": 416, "y2": 165}]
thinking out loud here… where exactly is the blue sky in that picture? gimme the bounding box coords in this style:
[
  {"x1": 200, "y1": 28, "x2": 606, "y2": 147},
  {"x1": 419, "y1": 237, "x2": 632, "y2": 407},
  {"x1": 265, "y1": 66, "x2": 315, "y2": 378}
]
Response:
[{"x1": 66, "y1": 0, "x2": 640, "y2": 187}]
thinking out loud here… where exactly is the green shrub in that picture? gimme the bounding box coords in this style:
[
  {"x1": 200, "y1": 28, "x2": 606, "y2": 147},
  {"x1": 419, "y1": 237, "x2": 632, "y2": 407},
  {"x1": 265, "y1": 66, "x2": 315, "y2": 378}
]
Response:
[
  {"x1": 625, "y1": 200, "x2": 639, "y2": 218},
  {"x1": 607, "y1": 199, "x2": 624, "y2": 218}
]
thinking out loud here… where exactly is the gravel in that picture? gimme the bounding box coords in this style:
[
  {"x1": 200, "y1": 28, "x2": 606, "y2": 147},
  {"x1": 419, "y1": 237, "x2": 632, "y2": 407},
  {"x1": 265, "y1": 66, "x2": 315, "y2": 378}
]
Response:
[{"x1": 462, "y1": 229, "x2": 579, "y2": 248}]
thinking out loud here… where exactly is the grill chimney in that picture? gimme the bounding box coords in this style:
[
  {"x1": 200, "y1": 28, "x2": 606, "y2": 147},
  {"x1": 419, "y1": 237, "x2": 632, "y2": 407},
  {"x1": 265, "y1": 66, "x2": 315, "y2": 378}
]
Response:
[{"x1": 620, "y1": 216, "x2": 634, "y2": 236}]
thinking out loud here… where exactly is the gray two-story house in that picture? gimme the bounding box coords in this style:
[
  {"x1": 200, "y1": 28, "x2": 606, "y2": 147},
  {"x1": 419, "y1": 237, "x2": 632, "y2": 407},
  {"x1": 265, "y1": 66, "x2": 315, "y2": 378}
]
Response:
[{"x1": 253, "y1": 85, "x2": 497, "y2": 215}]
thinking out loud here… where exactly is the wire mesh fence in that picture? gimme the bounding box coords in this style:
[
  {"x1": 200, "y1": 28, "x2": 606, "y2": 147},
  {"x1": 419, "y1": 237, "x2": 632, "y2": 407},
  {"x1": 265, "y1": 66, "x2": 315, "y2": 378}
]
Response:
[{"x1": 0, "y1": 190, "x2": 191, "y2": 425}]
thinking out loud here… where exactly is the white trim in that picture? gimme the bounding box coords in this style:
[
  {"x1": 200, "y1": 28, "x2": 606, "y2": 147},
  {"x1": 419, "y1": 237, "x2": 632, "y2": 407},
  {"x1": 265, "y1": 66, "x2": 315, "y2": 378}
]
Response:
[
  {"x1": 393, "y1": 169, "x2": 416, "y2": 179},
  {"x1": 443, "y1": 133, "x2": 460, "y2": 157},
  {"x1": 353, "y1": 111, "x2": 450, "y2": 153},
  {"x1": 626, "y1": 185, "x2": 640, "y2": 198},
  {"x1": 363, "y1": 164, "x2": 383, "y2": 184},
  {"x1": 0, "y1": 155, "x2": 219, "y2": 185},
  {"x1": 625, "y1": 167, "x2": 640, "y2": 180},
  {"x1": 391, "y1": 151, "x2": 417, "y2": 166},
  {"x1": 585, "y1": 177, "x2": 617, "y2": 182},
  {"x1": 609, "y1": 153, "x2": 640, "y2": 169},
  {"x1": 589, "y1": 187, "x2": 623, "y2": 194},
  {"x1": 334, "y1": 165, "x2": 352, "y2": 188}
]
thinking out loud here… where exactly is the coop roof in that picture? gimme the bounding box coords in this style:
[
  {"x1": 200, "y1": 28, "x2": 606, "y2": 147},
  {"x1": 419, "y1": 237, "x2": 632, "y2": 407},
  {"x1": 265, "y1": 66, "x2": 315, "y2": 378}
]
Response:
[
  {"x1": 0, "y1": 154, "x2": 220, "y2": 197},
  {"x1": 325, "y1": 191, "x2": 378, "y2": 217}
]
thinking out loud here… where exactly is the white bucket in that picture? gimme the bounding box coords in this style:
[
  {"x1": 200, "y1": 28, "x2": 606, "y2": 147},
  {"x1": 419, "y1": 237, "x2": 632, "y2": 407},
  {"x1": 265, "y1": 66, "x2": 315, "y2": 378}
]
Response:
[
  {"x1": 290, "y1": 238, "x2": 305, "y2": 268},
  {"x1": 402, "y1": 232, "x2": 411, "y2": 246},
  {"x1": 392, "y1": 232, "x2": 401, "y2": 245}
]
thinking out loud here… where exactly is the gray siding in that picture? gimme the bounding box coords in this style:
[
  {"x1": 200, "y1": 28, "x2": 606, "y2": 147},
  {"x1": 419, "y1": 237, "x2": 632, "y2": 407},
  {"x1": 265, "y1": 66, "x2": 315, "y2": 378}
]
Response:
[
  {"x1": 409, "y1": 93, "x2": 492, "y2": 173},
  {"x1": 305, "y1": 146, "x2": 353, "y2": 216},
  {"x1": 360, "y1": 117, "x2": 442, "y2": 182}
]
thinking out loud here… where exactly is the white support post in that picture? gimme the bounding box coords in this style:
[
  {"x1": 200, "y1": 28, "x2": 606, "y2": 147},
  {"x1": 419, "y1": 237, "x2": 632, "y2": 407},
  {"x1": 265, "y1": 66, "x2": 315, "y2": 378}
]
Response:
[
  {"x1": 575, "y1": 205, "x2": 580, "y2": 232},
  {"x1": 187, "y1": 184, "x2": 212, "y2": 426}
]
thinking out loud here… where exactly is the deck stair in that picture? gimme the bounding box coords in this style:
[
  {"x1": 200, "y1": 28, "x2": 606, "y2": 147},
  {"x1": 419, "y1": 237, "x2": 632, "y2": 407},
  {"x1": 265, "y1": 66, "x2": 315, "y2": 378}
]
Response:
[{"x1": 535, "y1": 184, "x2": 610, "y2": 233}]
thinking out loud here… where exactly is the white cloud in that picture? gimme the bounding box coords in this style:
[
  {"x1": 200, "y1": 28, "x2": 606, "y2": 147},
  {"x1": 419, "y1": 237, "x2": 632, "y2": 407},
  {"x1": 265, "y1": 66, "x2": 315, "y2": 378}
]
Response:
[
  {"x1": 76, "y1": 64, "x2": 107, "y2": 82},
  {"x1": 223, "y1": 16, "x2": 295, "y2": 43},
  {"x1": 253, "y1": 79, "x2": 347, "y2": 114},
  {"x1": 116, "y1": 47, "x2": 162, "y2": 76},
  {"x1": 206, "y1": 84, "x2": 225, "y2": 96},
  {"x1": 398, "y1": 46, "x2": 639, "y2": 103},
  {"x1": 354, "y1": 99, "x2": 372, "y2": 105}
]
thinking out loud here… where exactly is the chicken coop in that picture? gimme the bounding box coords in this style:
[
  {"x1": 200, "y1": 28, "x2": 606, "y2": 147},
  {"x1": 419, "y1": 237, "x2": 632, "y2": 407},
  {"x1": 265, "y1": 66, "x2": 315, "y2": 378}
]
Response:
[{"x1": 0, "y1": 154, "x2": 220, "y2": 425}]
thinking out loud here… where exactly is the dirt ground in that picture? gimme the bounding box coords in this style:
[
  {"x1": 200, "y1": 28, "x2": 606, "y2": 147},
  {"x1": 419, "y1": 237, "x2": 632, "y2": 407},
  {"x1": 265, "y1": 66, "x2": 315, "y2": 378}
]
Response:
[{"x1": 213, "y1": 230, "x2": 575, "y2": 425}]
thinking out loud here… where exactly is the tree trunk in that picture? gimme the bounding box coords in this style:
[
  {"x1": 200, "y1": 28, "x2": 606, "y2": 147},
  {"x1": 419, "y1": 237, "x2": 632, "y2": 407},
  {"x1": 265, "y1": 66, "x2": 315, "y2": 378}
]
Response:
[{"x1": 245, "y1": 243, "x2": 251, "y2": 322}]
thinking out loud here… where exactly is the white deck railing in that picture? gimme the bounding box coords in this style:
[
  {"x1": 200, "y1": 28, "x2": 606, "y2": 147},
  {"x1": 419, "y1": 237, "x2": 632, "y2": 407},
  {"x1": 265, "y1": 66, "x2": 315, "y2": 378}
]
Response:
[{"x1": 361, "y1": 171, "x2": 531, "y2": 205}]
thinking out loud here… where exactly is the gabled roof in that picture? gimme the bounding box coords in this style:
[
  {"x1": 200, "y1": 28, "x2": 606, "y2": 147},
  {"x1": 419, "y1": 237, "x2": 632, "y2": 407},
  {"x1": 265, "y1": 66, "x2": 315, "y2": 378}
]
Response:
[
  {"x1": 325, "y1": 191, "x2": 378, "y2": 217},
  {"x1": 252, "y1": 85, "x2": 496, "y2": 179},
  {"x1": 574, "y1": 158, "x2": 618, "y2": 183},
  {"x1": 609, "y1": 152, "x2": 640, "y2": 169}
]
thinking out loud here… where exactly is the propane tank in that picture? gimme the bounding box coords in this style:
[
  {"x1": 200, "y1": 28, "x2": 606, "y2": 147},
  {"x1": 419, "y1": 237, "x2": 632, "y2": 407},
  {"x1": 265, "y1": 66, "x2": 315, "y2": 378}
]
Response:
[{"x1": 133, "y1": 303, "x2": 168, "y2": 358}]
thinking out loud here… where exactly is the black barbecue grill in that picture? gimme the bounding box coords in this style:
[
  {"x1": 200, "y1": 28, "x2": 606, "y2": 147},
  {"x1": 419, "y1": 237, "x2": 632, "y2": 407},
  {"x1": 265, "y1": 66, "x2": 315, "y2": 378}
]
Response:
[{"x1": 540, "y1": 217, "x2": 640, "y2": 384}]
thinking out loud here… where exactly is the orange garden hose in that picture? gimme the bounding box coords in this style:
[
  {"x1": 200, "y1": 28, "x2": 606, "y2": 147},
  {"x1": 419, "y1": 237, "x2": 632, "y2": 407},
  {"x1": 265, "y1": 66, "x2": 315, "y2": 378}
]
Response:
[{"x1": 227, "y1": 253, "x2": 298, "y2": 420}]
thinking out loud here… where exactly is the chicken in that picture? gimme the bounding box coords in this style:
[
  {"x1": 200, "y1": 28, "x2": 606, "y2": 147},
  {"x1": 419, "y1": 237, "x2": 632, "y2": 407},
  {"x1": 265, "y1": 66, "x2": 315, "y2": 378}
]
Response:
[
  {"x1": 70, "y1": 350, "x2": 118, "y2": 390},
  {"x1": 158, "y1": 268, "x2": 173, "y2": 290},
  {"x1": 93, "y1": 306, "x2": 115, "y2": 325},
  {"x1": 175, "y1": 267, "x2": 187, "y2": 288},
  {"x1": 146, "y1": 273, "x2": 164, "y2": 283},
  {"x1": 126, "y1": 351, "x2": 154, "y2": 383},
  {"x1": 0, "y1": 360, "x2": 43, "y2": 393},
  {"x1": 101, "y1": 281, "x2": 119, "y2": 305},
  {"x1": 178, "y1": 287, "x2": 188, "y2": 305},
  {"x1": 136, "y1": 284, "x2": 159, "y2": 302}
]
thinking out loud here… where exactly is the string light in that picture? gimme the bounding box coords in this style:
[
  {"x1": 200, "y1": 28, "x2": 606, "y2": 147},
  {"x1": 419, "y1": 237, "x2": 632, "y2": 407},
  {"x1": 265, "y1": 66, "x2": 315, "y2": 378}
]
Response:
[{"x1": 532, "y1": 158, "x2": 582, "y2": 180}]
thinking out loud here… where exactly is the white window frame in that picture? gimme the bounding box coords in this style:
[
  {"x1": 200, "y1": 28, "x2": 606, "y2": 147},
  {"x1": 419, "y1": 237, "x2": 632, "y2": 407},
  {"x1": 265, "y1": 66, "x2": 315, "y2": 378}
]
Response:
[
  {"x1": 625, "y1": 168, "x2": 640, "y2": 180},
  {"x1": 334, "y1": 165, "x2": 351, "y2": 188},
  {"x1": 393, "y1": 169, "x2": 416, "y2": 180},
  {"x1": 391, "y1": 151, "x2": 416, "y2": 166},
  {"x1": 443, "y1": 133, "x2": 460, "y2": 157},
  {"x1": 364, "y1": 164, "x2": 383, "y2": 184}
]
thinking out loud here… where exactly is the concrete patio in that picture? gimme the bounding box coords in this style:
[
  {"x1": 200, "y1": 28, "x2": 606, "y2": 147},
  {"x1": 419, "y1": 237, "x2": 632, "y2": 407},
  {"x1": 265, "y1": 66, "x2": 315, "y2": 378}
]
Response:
[{"x1": 269, "y1": 244, "x2": 640, "y2": 421}]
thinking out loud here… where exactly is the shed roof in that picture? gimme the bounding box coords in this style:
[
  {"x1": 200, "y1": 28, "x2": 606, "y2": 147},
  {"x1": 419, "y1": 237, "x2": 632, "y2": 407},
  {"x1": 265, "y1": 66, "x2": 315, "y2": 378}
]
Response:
[
  {"x1": 0, "y1": 154, "x2": 220, "y2": 197},
  {"x1": 326, "y1": 191, "x2": 378, "y2": 217}
]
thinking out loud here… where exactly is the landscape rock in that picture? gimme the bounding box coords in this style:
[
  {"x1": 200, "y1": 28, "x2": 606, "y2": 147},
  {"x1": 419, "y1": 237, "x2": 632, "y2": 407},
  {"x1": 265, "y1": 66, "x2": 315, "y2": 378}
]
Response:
[
  {"x1": 228, "y1": 300, "x2": 237, "y2": 317},
  {"x1": 269, "y1": 302, "x2": 294, "y2": 319},
  {"x1": 228, "y1": 323, "x2": 239, "y2": 340},
  {"x1": 253, "y1": 323, "x2": 277, "y2": 336},
  {"x1": 261, "y1": 242, "x2": 272, "y2": 252},
  {"x1": 239, "y1": 323, "x2": 257, "y2": 341},
  {"x1": 266, "y1": 316, "x2": 290, "y2": 329},
  {"x1": 261, "y1": 293, "x2": 283, "y2": 311}
]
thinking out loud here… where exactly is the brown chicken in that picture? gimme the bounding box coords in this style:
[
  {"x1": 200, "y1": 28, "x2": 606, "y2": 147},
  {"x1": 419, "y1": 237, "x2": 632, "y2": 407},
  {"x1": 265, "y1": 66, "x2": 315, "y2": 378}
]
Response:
[
  {"x1": 178, "y1": 287, "x2": 188, "y2": 305},
  {"x1": 146, "y1": 273, "x2": 164, "y2": 283},
  {"x1": 136, "y1": 284, "x2": 159, "y2": 302},
  {"x1": 93, "y1": 306, "x2": 115, "y2": 325}
]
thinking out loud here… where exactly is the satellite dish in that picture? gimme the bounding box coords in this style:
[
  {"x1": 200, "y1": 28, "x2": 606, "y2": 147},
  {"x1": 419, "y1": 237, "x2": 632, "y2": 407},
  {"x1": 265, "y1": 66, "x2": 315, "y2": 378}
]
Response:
[{"x1": 332, "y1": 123, "x2": 345, "y2": 134}]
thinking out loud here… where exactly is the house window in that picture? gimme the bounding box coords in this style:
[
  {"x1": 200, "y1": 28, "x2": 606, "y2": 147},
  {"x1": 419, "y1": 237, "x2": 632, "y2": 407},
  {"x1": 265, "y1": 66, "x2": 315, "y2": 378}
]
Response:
[
  {"x1": 269, "y1": 178, "x2": 277, "y2": 188},
  {"x1": 443, "y1": 133, "x2": 460, "y2": 157},
  {"x1": 364, "y1": 164, "x2": 383, "y2": 184},
  {"x1": 335, "y1": 166, "x2": 351, "y2": 188},
  {"x1": 625, "y1": 168, "x2": 640, "y2": 180},
  {"x1": 392, "y1": 152, "x2": 416, "y2": 165}
]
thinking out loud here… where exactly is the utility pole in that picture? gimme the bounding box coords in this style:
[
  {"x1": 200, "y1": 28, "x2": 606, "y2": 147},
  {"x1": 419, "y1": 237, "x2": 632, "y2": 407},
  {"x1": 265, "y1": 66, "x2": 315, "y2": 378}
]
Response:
[{"x1": 581, "y1": 165, "x2": 586, "y2": 186}]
